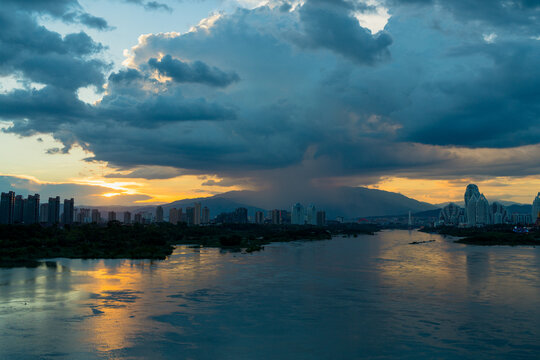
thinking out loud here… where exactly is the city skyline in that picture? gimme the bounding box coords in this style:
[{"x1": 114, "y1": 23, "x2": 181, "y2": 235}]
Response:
[{"x1": 2, "y1": 1, "x2": 540, "y2": 206}]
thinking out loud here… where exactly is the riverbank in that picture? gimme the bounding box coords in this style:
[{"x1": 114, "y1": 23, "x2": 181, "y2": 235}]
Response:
[
  {"x1": 0, "y1": 222, "x2": 380, "y2": 267},
  {"x1": 422, "y1": 225, "x2": 540, "y2": 246}
]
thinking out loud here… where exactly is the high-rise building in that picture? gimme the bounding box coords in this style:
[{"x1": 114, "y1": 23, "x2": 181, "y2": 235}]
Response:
[
  {"x1": 24, "y1": 194, "x2": 40, "y2": 224},
  {"x1": 475, "y1": 194, "x2": 490, "y2": 225},
  {"x1": 464, "y1": 184, "x2": 480, "y2": 209},
  {"x1": 532, "y1": 192, "x2": 540, "y2": 223},
  {"x1": 134, "y1": 213, "x2": 142, "y2": 224},
  {"x1": 306, "y1": 204, "x2": 317, "y2": 225},
  {"x1": 48, "y1": 196, "x2": 60, "y2": 225},
  {"x1": 439, "y1": 203, "x2": 461, "y2": 225},
  {"x1": 234, "y1": 208, "x2": 248, "y2": 224},
  {"x1": 0, "y1": 191, "x2": 15, "y2": 224},
  {"x1": 255, "y1": 211, "x2": 264, "y2": 224},
  {"x1": 466, "y1": 193, "x2": 478, "y2": 226},
  {"x1": 169, "y1": 208, "x2": 179, "y2": 225},
  {"x1": 491, "y1": 202, "x2": 508, "y2": 224},
  {"x1": 40, "y1": 203, "x2": 49, "y2": 223},
  {"x1": 124, "y1": 211, "x2": 131, "y2": 224},
  {"x1": 14, "y1": 195, "x2": 24, "y2": 224},
  {"x1": 512, "y1": 213, "x2": 532, "y2": 225},
  {"x1": 63, "y1": 198, "x2": 74, "y2": 225},
  {"x1": 316, "y1": 211, "x2": 326, "y2": 226},
  {"x1": 291, "y1": 203, "x2": 305, "y2": 225},
  {"x1": 156, "y1": 206, "x2": 164, "y2": 222},
  {"x1": 177, "y1": 208, "x2": 183, "y2": 223},
  {"x1": 186, "y1": 207, "x2": 195, "y2": 225},
  {"x1": 91, "y1": 209, "x2": 101, "y2": 223},
  {"x1": 464, "y1": 185, "x2": 491, "y2": 227},
  {"x1": 201, "y1": 206, "x2": 210, "y2": 224},
  {"x1": 281, "y1": 210, "x2": 291, "y2": 224},
  {"x1": 77, "y1": 208, "x2": 91, "y2": 223},
  {"x1": 271, "y1": 209, "x2": 281, "y2": 225},
  {"x1": 194, "y1": 202, "x2": 201, "y2": 225},
  {"x1": 215, "y1": 208, "x2": 248, "y2": 224},
  {"x1": 108, "y1": 211, "x2": 116, "y2": 222}
]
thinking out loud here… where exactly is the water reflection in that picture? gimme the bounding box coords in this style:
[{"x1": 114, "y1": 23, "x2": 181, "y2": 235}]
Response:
[
  {"x1": 0, "y1": 230, "x2": 539, "y2": 359},
  {"x1": 466, "y1": 252, "x2": 490, "y2": 285}
]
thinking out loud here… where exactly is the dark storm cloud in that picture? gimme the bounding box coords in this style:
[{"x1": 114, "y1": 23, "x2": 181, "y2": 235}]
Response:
[
  {"x1": 388, "y1": 0, "x2": 540, "y2": 31},
  {"x1": 0, "y1": 87, "x2": 91, "y2": 135},
  {"x1": 0, "y1": 6, "x2": 108, "y2": 90},
  {"x1": 2, "y1": 0, "x2": 540, "y2": 186},
  {"x1": 148, "y1": 55, "x2": 240, "y2": 87},
  {"x1": 402, "y1": 40, "x2": 540, "y2": 147},
  {"x1": 297, "y1": 0, "x2": 392, "y2": 65},
  {"x1": 97, "y1": 90, "x2": 236, "y2": 127}
]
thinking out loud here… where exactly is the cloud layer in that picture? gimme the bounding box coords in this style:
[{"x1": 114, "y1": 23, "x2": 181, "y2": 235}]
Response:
[{"x1": 1, "y1": 0, "x2": 540, "y2": 193}]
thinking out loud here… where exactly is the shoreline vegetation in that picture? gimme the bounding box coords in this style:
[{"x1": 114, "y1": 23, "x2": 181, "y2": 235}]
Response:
[
  {"x1": 0, "y1": 222, "x2": 380, "y2": 268},
  {"x1": 422, "y1": 225, "x2": 540, "y2": 246}
]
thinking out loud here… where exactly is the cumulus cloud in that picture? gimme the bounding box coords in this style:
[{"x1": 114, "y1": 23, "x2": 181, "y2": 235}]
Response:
[
  {"x1": 297, "y1": 0, "x2": 393, "y2": 64},
  {"x1": 123, "y1": 0, "x2": 173, "y2": 12},
  {"x1": 148, "y1": 55, "x2": 240, "y2": 87}
]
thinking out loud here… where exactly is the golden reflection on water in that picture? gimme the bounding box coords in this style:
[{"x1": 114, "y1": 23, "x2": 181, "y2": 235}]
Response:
[
  {"x1": 374, "y1": 230, "x2": 540, "y2": 302},
  {"x1": 72, "y1": 247, "x2": 229, "y2": 353},
  {"x1": 374, "y1": 230, "x2": 469, "y2": 295}
]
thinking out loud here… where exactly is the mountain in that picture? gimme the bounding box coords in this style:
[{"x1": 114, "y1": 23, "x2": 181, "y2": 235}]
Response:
[
  {"x1": 81, "y1": 187, "x2": 437, "y2": 220},
  {"x1": 161, "y1": 197, "x2": 264, "y2": 217},
  {"x1": 506, "y1": 204, "x2": 532, "y2": 215},
  {"x1": 211, "y1": 187, "x2": 436, "y2": 219}
]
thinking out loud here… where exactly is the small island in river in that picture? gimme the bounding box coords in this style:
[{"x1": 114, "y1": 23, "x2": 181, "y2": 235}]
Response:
[
  {"x1": 0, "y1": 222, "x2": 380, "y2": 267},
  {"x1": 423, "y1": 225, "x2": 540, "y2": 246}
]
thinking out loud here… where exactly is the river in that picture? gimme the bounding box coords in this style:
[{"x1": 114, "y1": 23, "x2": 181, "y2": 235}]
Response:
[{"x1": 1, "y1": 230, "x2": 539, "y2": 359}]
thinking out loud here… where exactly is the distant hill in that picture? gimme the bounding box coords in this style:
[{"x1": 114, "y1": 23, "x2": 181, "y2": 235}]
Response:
[
  {"x1": 79, "y1": 187, "x2": 438, "y2": 220},
  {"x1": 161, "y1": 197, "x2": 264, "y2": 218},
  {"x1": 212, "y1": 187, "x2": 436, "y2": 219},
  {"x1": 506, "y1": 204, "x2": 532, "y2": 215}
]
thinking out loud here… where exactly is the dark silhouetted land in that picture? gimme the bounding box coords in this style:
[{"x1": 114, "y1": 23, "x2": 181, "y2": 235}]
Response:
[
  {"x1": 423, "y1": 225, "x2": 540, "y2": 246},
  {"x1": 0, "y1": 222, "x2": 379, "y2": 267}
]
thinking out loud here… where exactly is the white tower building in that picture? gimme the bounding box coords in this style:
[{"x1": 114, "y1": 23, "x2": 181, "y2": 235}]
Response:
[
  {"x1": 467, "y1": 193, "x2": 479, "y2": 226},
  {"x1": 532, "y1": 193, "x2": 540, "y2": 223},
  {"x1": 475, "y1": 194, "x2": 491, "y2": 225}
]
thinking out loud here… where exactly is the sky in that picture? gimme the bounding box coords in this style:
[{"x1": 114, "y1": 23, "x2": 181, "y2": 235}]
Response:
[{"x1": 1, "y1": 0, "x2": 540, "y2": 206}]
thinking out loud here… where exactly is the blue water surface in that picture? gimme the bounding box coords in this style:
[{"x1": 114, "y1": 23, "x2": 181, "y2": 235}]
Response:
[{"x1": 1, "y1": 230, "x2": 539, "y2": 359}]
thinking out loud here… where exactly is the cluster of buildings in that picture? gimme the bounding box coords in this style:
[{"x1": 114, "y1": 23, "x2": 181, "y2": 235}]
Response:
[
  {"x1": 439, "y1": 185, "x2": 540, "y2": 227},
  {"x1": 290, "y1": 203, "x2": 326, "y2": 226},
  {"x1": 169, "y1": 203, "x2": 326, "y2": 226},
  {"x1": 168, "y1": 203, "x2": 211, "y2": 225},
  {"x1": 0, "y1": 191, "x2": 74, "y2": 225},
  {"x1": 1, "y1": 189, "x2": 330, "y2": 227}
]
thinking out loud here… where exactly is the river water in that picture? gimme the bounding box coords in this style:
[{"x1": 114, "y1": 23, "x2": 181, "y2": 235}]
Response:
[{"x1": 1, "y1": 230, "x2": 539, "y2": 359}]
